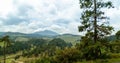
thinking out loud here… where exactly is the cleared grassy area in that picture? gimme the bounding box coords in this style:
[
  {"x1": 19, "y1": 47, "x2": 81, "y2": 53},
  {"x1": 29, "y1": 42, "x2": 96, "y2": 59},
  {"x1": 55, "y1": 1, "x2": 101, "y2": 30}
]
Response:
[
  {"x1": 0, "y1": 51, "x2": 23, "y2": 63},
  {"x1": 57, "y1": 35, "x2": 80, "y2": 45}
]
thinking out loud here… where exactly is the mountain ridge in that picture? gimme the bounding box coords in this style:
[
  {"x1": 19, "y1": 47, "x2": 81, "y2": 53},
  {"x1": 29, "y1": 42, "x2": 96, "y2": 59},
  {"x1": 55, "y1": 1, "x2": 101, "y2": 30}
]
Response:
[
  {"x1": 33, "y1": 30, "x2": 59, "y2": 36},
  {"x1": 0, "y1": 30, "x2": 60, "y2": 37}
]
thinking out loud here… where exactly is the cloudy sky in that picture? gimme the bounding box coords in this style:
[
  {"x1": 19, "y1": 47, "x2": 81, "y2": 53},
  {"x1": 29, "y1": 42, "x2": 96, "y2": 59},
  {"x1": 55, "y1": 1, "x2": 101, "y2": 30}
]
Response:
[{"x1": 0, "y1": 0, "x2": 120, "y2": 35}]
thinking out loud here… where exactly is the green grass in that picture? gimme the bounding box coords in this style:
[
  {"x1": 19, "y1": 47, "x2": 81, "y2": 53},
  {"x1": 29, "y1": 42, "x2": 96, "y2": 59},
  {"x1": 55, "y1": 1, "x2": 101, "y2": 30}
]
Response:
[
  {"x1": 1, "y1": 53, "x2": 120, "y2": 63},
  {"x1": 15, "y1": 37, "x2": 29, "y2": 42},
  {"x1": 57, "y1": 35, "x2": 80, "y2": 45},
  {"x1": 0, "y1": 51, "x2": 23, "y2": 63},
  {"x1": 75, "y1": 53, "x2": 120, "y2": 63},
  {"x1": 75, "y1": 58, "x2": 120, "y2": 63},
  {"x1": 0, "y1": 42, "x2": 4, "y2": 47}
]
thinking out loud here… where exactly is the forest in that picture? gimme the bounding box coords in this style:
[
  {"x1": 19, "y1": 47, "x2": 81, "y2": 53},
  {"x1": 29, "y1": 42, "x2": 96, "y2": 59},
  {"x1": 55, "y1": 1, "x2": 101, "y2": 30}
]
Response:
[{"x1": 0, "y1": 0, "x2": 120, "y2": 63}]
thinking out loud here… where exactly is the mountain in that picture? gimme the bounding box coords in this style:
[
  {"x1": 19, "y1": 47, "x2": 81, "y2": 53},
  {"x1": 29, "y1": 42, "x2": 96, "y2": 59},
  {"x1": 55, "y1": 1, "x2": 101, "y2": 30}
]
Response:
[
  {"x1": 0, "y1": 30, "x2": 59, "y2": 38},
  {"x1": 0, "y1": 32, "x2": 5, "y2": 36},
  {"x1": 0, "y1": 32, "x2": 26, "y2": 37},
  {"x1": 0, "y1": 31, "x2": 81, "y2": 45},
  {"x1": 33, "y1": 30, "x2": 59, "y2": 36},
  {"x1": 107, "y1": 35, "x2": 116, "y2": 41},
  {"x1": 62, "y1": 33, "x2": 80, "y2": 37}
]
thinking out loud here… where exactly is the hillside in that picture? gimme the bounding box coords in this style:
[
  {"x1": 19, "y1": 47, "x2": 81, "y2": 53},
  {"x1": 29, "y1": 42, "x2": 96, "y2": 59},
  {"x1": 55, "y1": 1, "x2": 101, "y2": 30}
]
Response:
[
  {"x1": 0, "y1": 30, "x2": 59, "y2": 37},
  {"x1": 0, "y1": 31, "x2": 81, "y2": 44},
  {"x1": 56, "y1": 34, "x2": 81, "y2": 44}
]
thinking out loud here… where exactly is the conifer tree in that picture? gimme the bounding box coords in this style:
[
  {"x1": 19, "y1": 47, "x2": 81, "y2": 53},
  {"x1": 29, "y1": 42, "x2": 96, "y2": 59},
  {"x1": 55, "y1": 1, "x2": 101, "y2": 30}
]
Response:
[{"x1": 78, "y1": 0, "x2": 114, "y2": 59}]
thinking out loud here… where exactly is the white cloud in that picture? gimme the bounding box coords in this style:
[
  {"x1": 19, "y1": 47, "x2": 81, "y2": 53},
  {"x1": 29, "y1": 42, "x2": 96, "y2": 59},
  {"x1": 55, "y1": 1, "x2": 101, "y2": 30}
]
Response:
[
  {"x1": 0, "y1": 0, "x2": 120, "y2": 35},
  {"x1": 105, "y1": 7, "x2": 120, "y2": 34},
  {"x1": 0, "y1": 0, "x2": 15, "y2": 18}
]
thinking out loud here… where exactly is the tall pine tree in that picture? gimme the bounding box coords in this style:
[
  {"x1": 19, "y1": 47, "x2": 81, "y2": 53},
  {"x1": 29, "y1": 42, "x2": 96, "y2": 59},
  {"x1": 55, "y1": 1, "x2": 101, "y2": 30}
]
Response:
[{"x1": 78, "y1": 0, "x2": 114, "y2": 59}]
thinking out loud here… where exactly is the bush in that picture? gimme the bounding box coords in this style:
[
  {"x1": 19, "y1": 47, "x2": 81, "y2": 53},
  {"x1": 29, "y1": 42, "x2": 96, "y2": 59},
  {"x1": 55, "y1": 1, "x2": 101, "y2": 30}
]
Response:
[{"x1": 54, "y1": 48, "x2": 82, "y2": 63}]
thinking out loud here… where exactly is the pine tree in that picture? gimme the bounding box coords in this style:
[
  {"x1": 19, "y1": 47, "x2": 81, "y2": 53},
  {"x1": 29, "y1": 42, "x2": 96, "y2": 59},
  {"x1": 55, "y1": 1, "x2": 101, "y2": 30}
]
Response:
[{"x1": 78, "y1": 0, "x2": 114, "y2": 59}]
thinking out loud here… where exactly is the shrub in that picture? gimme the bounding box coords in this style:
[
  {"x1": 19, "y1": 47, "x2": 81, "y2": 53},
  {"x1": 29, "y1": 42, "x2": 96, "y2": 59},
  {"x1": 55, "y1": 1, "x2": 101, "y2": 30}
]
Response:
[{"x1": 54, "y1": 48, "x2": 82, "y2": 63}]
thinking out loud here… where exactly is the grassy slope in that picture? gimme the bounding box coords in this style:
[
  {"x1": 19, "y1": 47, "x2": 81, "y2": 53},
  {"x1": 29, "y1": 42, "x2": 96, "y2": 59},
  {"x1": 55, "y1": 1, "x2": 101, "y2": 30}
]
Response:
[
  {"x1": 14, "y1": 34, "x2": 81, "y2": 45},
  {"x1": 56, "y1": 34, "x2": 80, "y2": 45}
]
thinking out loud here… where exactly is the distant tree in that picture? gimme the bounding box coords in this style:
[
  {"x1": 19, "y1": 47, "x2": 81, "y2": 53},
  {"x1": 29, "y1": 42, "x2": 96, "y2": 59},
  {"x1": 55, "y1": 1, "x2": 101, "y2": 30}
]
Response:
[
  {"x1": 21, "y1": 38, "x2": 48, "y2": 57},
  {"x1": 78, "y1": 0, "x2": 114, "y2": 59},
  {"x1": 116, "y1": 30, "x2": 120, "y2": 40},
  {"x1": 48, "y1": 38, "x2": 67, "y2": 49},
  {"x1": 109, "y1": 30, "x2": 120, "y2": 53},
  {"x1": 0, "y1": 35, "x2": 11, "y2": 63}
]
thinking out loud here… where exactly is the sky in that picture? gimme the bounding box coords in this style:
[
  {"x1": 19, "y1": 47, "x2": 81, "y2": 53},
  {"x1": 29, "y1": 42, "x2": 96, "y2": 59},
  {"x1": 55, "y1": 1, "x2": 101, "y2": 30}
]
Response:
[{"x1": 0, "y1": 0, "x2": 120, "y2": 35}]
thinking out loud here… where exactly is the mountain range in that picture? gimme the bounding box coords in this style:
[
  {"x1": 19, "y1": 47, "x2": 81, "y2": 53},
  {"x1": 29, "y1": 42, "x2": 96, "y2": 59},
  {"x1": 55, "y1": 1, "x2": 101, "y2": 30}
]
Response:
[
  {"x1": 0, "y1": 30, "x2": 59, "y2": 37},
  {"x1": 0, "y1": 30, "x2": 116, "y2": 44},
  {"x1": 0, "y1": 30, "x2": 81, "y2": 44}
]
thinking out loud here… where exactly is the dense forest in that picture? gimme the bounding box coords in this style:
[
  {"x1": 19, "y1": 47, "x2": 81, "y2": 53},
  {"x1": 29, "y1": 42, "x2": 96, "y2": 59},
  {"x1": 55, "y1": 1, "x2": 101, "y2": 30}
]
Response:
[{"x1": 0, "y1": 0, "x2": 120, "y2": 63}]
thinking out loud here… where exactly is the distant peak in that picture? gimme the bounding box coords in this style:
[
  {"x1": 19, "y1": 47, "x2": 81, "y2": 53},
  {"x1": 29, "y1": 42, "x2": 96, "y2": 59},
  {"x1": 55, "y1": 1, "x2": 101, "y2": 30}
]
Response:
[{"x1": 34, "y1": 30, "x2": 59, "y2": 36}]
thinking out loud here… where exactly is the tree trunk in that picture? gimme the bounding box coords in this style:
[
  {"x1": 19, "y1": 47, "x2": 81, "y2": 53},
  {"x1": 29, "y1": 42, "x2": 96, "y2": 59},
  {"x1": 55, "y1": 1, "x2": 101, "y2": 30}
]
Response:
[
  {"x1": 94, "y1": 0, "x2": 97, "y2": 43},
  {"x1": 3, "y1": 41, "x2": 6, "y2": 63}
]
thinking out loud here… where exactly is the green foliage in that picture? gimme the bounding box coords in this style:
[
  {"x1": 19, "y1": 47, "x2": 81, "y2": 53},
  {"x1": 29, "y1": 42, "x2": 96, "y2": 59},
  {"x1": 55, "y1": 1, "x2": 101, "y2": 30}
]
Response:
[
  {"x1": 76, "y1": 41, "x2": 110, "y2": 60},
  {"x1": 0, "y1": 35, "x2": 12, "y2": 63},
  {"x1": 48, "y1": 38, "x2": 69, "y2": 49},
  {"x1": 21, "y1": 38, "x2": 72, "y2": 57},
  {"x1": 54, "y1": 48, "x2": 82, "y2": 63},
  {"x1": 78, "y1": 0, "x2": 114, "y2": 60},
  {"x1": 30, "y1": 56, "x2": 55, "y2": 63},
  {"x1": 34, "y1": 58, "x2": 51, "y2": 63},
  {"x1": 116, "y1": 30, "x2": 120, "y2": 40},
  {"x1": 0, "y1": 35, "x2": 11, "y2": 47},
  {"x1": 56, "y1": 34, "x2": 80, "y2": 45},
  {"x1": 109, "y1": 41, "x2": 120, "y2": 53},
  {"x1": 21, "y1": 38, "x2": 48, "y2": 57},
  {"x1": 79, "y1": 0, "x2": 114, "y2": 40},
  {"x1": 109, "y1": 53, "x2": 120, "y2": 58}
]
